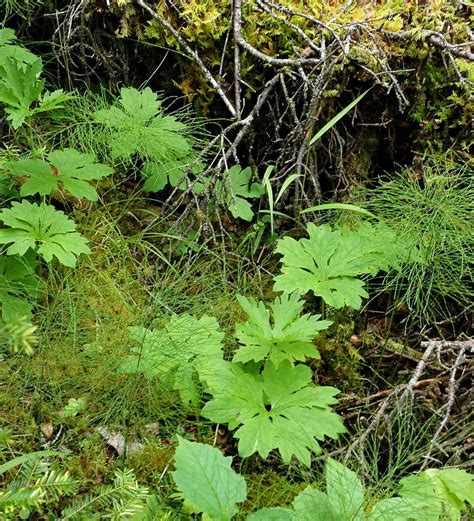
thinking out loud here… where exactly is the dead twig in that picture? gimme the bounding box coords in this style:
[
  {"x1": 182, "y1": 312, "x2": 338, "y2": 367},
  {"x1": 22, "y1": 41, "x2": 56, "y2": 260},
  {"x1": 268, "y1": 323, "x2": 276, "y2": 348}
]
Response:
[{"x1": 136, "y1": 0, "x2": 237, "y2": 117}]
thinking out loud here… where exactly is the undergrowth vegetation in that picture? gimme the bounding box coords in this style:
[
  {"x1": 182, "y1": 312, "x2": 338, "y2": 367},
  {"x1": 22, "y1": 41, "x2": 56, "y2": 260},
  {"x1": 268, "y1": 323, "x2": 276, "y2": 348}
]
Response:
[{"x1": 0, "y1": 6, "x2": 473, "y2": 520}]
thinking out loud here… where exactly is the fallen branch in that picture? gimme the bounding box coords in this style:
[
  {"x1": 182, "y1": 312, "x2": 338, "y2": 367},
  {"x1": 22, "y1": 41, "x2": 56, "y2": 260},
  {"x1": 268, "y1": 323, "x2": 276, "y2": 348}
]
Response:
[
  {"x1": 420, "y1": 338, "x2": 474, "y2": 351},
  {"x1": 136, "y1": 0, "x2": 237, "y2": 117},
  {"x1": 382, "y1": 29, "x2": 474, "y2": 61},
  {"x1": 343, "y1": 340, "x2": 437, "y2": 462}
]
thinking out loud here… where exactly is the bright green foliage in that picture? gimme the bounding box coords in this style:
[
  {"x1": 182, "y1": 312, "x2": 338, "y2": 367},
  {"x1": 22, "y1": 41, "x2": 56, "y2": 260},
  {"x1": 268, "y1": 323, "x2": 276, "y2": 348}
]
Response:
[
  {"x1": 373, "y1": 468, "x2": 474, "y2": 521},
  {"x1": 216, "y1": 165, "x2": 264, "y2": 221},
  {"x1": 273, "y1": 222, "x2": 408, "y2": 309},
  {"x1": 0, "y1": 316, "x2": 37, "y2": 355},
  {"x1": 172, "y1": 437, "x2": 247, "y2": 520},
  {"x1": 280, "y1": 460, "x2": 474, "y2": 521},
  {"x1": 274, "y1": 459, "x2": 366, "y2": 521},
  {"x1": 61, "y1": 468, "x2": 149, "y2": 520},
  {"x1": 141, "y1": 159, "x2": 187, "y2": 192},
  {"x1": 119, "y1": 314, "x2": 225, "y2": 405},
  {"x1": 201, "y1": 361, "x2": 345, "y2": 466},
  {"x1": 169, "y1": 449, "x2": 473, "y2": 520},
  {"x1": 424, "y1": 468, "x2": 474, "y2": 516},
  {"x1": 0, "y1": 57, "x2": 71, "y2": 129},
  {"x1": 324, "y1": 458, "x2": 365, "y2": 520},
  {"x1": 0, "y1": 253, "x2": 38, "y2": 321},
  {"x1": 3, "y1": 148, "x2": 114, "y2": 200},
  {"x1": 363, "y1": 160, "x2": 474, "y2": 321},
  {"x1": 94, "y1": 87, "x2": 192, "y2": 163},
  {"x1": 0, "y1": 28, "x2": 37, "y2": 67},
  {"x1": 247, "y1": 508, "x2": 294, "y2": 520},
  {"x1": 233, "y1": 293, "x2": 331, "y2": 366},
  {"x1": 0, "y1": 453, "x2": 78, "y2": 519},
  {"x1": 141, "y1": 159, "x2": 208, "y2": 193},
  {"x1": 0, "y1": 201, "x2": 91, "y2": 267},
  {"x1": 0, "y1": 57, "x2": 43, "y2": 128},
  {"x1": 60, "y1": 397, "x2": 86, "y2": 419}
]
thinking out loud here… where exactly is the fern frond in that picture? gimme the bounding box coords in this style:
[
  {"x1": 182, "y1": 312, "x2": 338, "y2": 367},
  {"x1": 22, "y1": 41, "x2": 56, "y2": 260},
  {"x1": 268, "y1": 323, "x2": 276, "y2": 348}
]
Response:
[
  {"x1": 0, "y1": 481, "x2": 44, "y2": 511},
  {"x1": 34, "y1": 469, "x2": 78, "y2": 500},
  {"x1": 61, "y1": 468, "x2": 148, "y2": 520}
]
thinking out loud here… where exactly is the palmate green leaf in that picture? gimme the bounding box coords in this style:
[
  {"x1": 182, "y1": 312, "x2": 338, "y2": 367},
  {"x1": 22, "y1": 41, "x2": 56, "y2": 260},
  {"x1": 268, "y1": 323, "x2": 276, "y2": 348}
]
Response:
[
  {"x1": 0, "y1": 56, "x2": 73, "y2": 129},
  {"x1": 34, "y1": 88, "x2": 74, "y2": 116},
  {"x1": 291, "y1": 486, "x2": 335, "y2": 520},
  {"x1": 0, "y1": 201, "x2": 91, "y2": 267},
  {"x1": 0, "y1": 57, "x2": 44, "y2": 129},
  {"x1": 141, "y1": 159, "x2": 207, "y2": 193},
  {"x1": 0, "y1": 28, "x2": 38, "y2": 68},
  {"x1": 0, "y1": 252, "x2": 39, "y2": 321},
  {"x1": 398, "y1": 473, "x2": 444, "y2": 520},
  {"x1": 119, "y1": 314, "x2": 225, "y2": 405},
  {"x1": 172, "y1": 438, "x2": 247, "y2": 521},
  {"x1": 428, "y1": 468, "x2": 474, "y2": 511},
  {"x1": 233, "y1": 293, "x2": 331, "y2": 366},
  {"x1": 94, "y1": 87, "x2": 192, "y2": 163},
  {"x1": 216, "y1": 165, "x2": 264, "y2": 221},
  {"x1": 273, "y1": 222, "x2": 409, "y2": 309},
  {"x1": 201, "y1": 361, "x2": 345, "y2": 466},
  {"x1": 373, "y1": 468, "x2": 474, "y2": 521},
  {"x1": 141, "y1": 159, "x2": 187, "y2": 192},
  {"x1": 3, "y1": 148, "x2": 113, "y2": 200},
  {"x1": 283, "y1": 460, "x2": 365, "y2": 520}
]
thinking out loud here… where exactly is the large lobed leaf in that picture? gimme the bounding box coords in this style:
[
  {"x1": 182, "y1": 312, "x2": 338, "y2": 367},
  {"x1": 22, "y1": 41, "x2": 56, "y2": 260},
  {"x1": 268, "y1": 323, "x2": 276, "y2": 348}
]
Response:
[
  {"x1": 0, "y1": 57, "x2": 44, "y2": 129},
  {"x1": 3, "y1": 148, "x2": 113, "y2": 200},
  {"x1": 273, "y1": 222, "x2": 412, "y2": 310},
  {"x1": 119, "y1": 314, "x2": 226, "y2": 405},
  {"x1": 201, "y1": 361, "x2": 345, "y2": 466},
  {"x1": 0, "y1": 28, "x2": 38, "y2": 68},
  {"x1": 234, "y1": 293, "x2": 331, "y2": 366},
  {"x1": 0, "y1": 201, "x2": 91, "y2": 267},
  {"x1": 94, "y1": 87, "x2": 192, "y2": 163},
  {"x1": 172, "y1": 437, "x2": 247, "y2": 521},
  {"x1": 0, "y1": 57, "x2": 72, "y2": 129}
]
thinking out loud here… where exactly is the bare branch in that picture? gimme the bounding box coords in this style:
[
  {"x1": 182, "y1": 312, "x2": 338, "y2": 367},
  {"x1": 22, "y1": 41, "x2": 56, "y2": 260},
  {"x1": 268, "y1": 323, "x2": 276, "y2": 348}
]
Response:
[
  {"x1": 234, "y1": 0, "x2": 322, "y2": 66},
  {"x1": 382, "y1": 29, "x2": 474, "y2": 61},
  {"x1": 136, "y1": 0, "x2": 237, "y2": 118}
]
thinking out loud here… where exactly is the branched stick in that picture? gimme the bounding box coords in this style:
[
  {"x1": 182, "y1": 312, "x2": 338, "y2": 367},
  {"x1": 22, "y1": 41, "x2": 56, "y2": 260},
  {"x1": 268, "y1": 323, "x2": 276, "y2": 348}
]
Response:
[
  {"x1": 136, "y1": 0, "x2": 237, "y2": 118},
  {"x1": 420, "y1": 339, "x2": 474, "y2": 351},
  {"x1": 343, "y1": 340, "x2": 437, "y2": 462},
  {"x1": 382, "y1": 29, "x2": 474, "y2": 61},
  {"x1": 217, "y1": 72, "x2": 282, "y2": 169},
  {"x1": 420, "y1": 344, "x2": 468, "y2": 469},
  {"x1": 233, "y1": 0, "x2": 322, "y2": 66}
]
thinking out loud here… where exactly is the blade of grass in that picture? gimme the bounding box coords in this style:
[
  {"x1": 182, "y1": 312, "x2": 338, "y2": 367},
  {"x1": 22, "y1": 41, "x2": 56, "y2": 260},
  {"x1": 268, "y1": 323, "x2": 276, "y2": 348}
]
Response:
[
  {"x1": 309, "y1": 90, "x2": 369, "y2": 147},
  {"x1": 301, "y1": 202, "x2": 377, "y2": 218}
]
